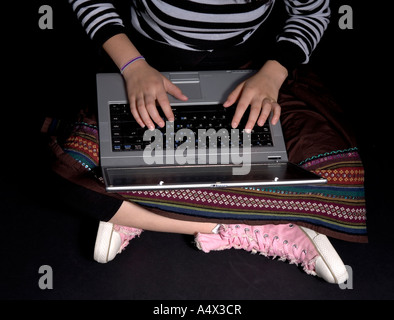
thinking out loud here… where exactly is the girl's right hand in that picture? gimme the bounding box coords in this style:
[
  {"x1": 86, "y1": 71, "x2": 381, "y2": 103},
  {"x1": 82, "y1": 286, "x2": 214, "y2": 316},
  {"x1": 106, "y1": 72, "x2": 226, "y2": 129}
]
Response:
[{"x1": 122, "y1": 60, "x2": 188, "y2": 129}]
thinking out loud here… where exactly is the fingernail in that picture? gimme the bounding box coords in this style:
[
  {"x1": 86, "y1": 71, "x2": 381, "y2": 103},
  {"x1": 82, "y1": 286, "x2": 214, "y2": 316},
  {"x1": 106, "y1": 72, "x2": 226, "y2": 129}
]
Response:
[
  {"x1": 232, "y1": 121, "x2": 238, "y2": 128},
  {"x1": 244, "y1": 128, "x2": 251, "y2": 134}
]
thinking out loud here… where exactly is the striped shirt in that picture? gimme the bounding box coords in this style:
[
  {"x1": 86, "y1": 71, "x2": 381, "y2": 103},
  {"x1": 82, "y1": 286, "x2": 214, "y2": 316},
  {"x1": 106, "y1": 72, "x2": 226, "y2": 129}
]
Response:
[{"x1": 69, "y1": 0, "x2": 330, "y2": 66}]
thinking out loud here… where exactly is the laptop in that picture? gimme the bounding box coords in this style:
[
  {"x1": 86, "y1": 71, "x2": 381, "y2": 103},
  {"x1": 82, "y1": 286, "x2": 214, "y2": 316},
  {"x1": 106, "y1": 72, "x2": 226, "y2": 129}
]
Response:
[{"x1": 96, "y1": 70, "x2": 326, "y2": 191}]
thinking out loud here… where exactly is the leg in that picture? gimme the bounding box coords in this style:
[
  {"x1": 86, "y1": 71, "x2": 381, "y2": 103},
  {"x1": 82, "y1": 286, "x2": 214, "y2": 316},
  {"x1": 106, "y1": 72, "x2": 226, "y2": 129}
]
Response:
[
  {"x1": 109, "y1": 200, "x2": 217, "y2": 235},
  {"x1": 55, "y1": 164, "x2": 348, "y2": 283},
  {"x1": 96, "y1": 201, "x2": 348, "y2": 284},
  {"x1": 94, "y1": 200, "x2": 218, "y2": 263},
  {"x1": 195, "y1": 223, "x2": 349, "y2": 284}
]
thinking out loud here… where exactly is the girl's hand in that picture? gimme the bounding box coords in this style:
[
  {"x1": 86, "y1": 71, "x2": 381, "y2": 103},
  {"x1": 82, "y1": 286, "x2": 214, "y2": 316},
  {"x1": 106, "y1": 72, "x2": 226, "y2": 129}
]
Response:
[
  {"x1": 122, "y1": 60, "x2": 188, "y2": 129},
  {"x1": 224, "y1": 60, "x2": 288, "y2": 132}
]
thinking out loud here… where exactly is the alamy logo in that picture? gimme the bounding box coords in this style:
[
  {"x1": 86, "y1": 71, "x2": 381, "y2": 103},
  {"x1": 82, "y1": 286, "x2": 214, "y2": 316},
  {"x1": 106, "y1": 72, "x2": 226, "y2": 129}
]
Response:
[
  {"x1": 142, "y1": 121, "x2": 252, "y2": 175},
  {"x1": 338, "y1": 265, "x2": 353, "y2": 290},
  {"x1": 38, "y1": 5, "x2": 53, "y2": 30},
  {"x1": 38, "y1": 265, "x2": 53, "y2": 290}
]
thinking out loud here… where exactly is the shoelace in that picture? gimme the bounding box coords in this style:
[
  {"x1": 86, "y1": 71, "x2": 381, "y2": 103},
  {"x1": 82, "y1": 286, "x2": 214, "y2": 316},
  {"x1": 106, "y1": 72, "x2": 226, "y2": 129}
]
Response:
[{"x1": 223, "y1": 225, "x2": 308, "y2": 265}]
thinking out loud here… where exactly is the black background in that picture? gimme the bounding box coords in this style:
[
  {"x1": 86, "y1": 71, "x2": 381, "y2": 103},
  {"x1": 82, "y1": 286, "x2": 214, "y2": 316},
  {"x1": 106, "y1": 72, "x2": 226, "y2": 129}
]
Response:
[{"x1": 1, "y1": 0, "x2": 393, "y2": 304}]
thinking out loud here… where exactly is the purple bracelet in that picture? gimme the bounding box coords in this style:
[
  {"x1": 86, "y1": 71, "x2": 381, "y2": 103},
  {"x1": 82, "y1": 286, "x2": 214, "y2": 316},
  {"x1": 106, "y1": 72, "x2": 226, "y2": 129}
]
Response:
[{"x1": 120, "y1": 56, "x2": 145, "y2": 74}]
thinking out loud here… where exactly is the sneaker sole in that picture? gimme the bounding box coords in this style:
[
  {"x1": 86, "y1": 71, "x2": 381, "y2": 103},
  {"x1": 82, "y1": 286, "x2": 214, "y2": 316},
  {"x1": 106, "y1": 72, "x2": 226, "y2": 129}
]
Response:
[
  {"x1": 300, "y1": 226, "x2": 348, "y2": 284},
  {"x1": 93, "y1": 221, "x2": 115, "y2": 263}
]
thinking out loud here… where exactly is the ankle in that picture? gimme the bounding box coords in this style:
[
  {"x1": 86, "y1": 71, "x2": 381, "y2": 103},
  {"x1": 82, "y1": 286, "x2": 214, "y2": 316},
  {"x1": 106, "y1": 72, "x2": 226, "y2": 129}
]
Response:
[{"x1": 211, "y1": 224, "x2": 222, "y2": 234}]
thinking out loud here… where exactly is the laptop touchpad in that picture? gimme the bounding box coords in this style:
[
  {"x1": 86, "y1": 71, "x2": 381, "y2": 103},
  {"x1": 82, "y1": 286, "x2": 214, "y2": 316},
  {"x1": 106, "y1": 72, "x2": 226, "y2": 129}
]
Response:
[{"x1": 169, "y1": 72, "x2": 202, "y2": 100}]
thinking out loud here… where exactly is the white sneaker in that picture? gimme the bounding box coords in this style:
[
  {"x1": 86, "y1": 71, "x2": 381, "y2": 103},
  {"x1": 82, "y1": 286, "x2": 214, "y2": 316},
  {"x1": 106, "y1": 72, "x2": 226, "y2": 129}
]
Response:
[
  {"x1": 93, "y1": 221, "x2": 143, "y2": 263},
  {"x1": 301, "y1": 226, "x2": 349, "y2": 284}
]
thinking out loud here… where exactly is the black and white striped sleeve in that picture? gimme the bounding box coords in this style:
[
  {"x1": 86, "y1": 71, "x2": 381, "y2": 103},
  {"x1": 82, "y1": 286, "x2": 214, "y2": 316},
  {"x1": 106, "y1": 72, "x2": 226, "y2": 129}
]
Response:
[
  {"x1": 68, "y1": 0, "x2": 126, "y2": 45},
  {"x1": 273, "y1": 0, "x2": 330, "y2": 70},
  {"x1": 68, "y1": 0, "x2": 330, "y2": 71}
]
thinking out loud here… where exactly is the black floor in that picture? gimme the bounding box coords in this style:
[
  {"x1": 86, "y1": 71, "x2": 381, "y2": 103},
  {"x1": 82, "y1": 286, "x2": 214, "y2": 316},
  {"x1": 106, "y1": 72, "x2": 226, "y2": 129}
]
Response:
[
  {"x1": 2, "y1": 143, "x2": 394, "y2": 301},
  {"x1": 2, "y1": 1, "x2": 394, "y2": 304}
]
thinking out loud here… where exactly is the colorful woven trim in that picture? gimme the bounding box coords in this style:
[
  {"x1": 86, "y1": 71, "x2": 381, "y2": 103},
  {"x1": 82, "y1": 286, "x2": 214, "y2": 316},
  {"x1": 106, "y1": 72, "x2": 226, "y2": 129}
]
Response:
[
  {"x1": 119, "y1": 149, "x2": 366, "y2": 239},
  {"x1": 299, "y1": 148, "x2": 364, "y2": 187},
  {"x1": 63, "y1": 122, "x2": 99, "y2": 171}
]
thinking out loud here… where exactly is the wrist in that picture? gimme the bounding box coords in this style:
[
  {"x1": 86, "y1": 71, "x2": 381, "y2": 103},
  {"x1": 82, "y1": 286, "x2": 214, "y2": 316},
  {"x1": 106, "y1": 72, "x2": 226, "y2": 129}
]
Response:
[
  {"x1": 120, "y1": 56, "x2": 146, "y2": 74},
  {"x1": 259, "y1": 60, "x2": 288, "y2": 88},
  {"x1": 121, "y1": 57, "x2": 148, "y2": 78},
  {"x1": 265, "y1": 60, "x2": 288, "y2": 80}
]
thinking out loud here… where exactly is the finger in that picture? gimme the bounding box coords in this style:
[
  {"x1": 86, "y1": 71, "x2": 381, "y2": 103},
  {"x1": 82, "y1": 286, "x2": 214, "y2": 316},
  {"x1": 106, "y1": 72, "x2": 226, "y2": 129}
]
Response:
[
  {"x1": 231, "y1": 95, "x2": 251, "y2": 129},
  {"x1": 156, "y1": 90, "x2": 175, "y2": 122},
  {"x1": 164, "y1": 78, "x2": 188, "y2": 101},
  {"x1": 144, "y1": 94, "x2": 164, "y2": 128},
  {"x1": 244, "y1": 102, "x2": 262, "y2": 133},
  {"x1": 136, "y1": 95, "x2": 155, "y2": 130},
  {"x1": 231, "y1": 86, "x2": 255, "y2": 128},
  {"x1": 257, "y1": 98, "x2": 274, "y2": 127},
  {"x1": 129, "y1": 99, "x2": 145, "y2": 128},
  {"x1": 223, "y1": 82, "x2": 243, "y2": 108},
  {"x1": 271, "y1": 102, "x2": 281, "y2": 125}
]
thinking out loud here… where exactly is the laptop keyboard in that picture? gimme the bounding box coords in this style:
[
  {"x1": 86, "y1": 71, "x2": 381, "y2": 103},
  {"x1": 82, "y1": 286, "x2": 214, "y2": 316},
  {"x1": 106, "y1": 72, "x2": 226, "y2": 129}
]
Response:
[{"x1": 109, "y1": 103, "x2": 273, "y2": 152}]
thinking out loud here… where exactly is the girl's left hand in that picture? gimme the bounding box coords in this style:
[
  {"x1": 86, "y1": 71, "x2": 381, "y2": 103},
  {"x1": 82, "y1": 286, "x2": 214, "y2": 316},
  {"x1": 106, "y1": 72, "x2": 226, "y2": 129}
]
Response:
[{"x1": 224, "y1": 60, "x2": 288, "y2": 133}]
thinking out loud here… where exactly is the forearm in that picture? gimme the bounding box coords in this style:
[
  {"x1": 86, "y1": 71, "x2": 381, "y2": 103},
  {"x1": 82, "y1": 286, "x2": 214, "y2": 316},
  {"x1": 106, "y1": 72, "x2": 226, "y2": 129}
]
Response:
[{"x1": 102, "y1": 33, "x2": 143, "y2": 70}]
